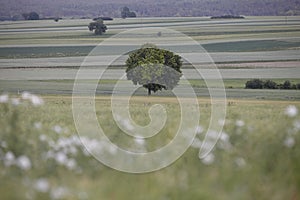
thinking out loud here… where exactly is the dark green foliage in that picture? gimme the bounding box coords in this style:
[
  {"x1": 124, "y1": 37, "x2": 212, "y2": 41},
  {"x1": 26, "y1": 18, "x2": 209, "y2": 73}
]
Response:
[
  {"x1": 245, "y1": 79, "x2": 300, "y2": 90},
  {"x1": 22, "y1": 12, "x2": 39, "y2": 20},
  {"x1": 88, "y1": 19, "x2": 107, "y2": 35},
  {"x1": 263, "y1": 80, "x2": 278, "y2": 89},
  {"x1": 282, "y1": 80, "x2": 292, "y2": 89},
  {"x1": 121, "y1": 6, "x2": 136, "y2": 18},
  {"x1": 211, "y1": 15, "x2": 245, "y2": 19},
  {"x1": 93, "y1": 17, "x2": 113, "y2": 21},
  {"x1": 245, "y1": 79, "x2": 263, "y2": 89},
  {"x1": 126, "y1": 46, "x2": 182, "y2": 95}
]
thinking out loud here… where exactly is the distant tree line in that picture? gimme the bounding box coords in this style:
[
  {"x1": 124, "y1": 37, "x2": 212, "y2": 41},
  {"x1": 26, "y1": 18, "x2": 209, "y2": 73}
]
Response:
[
  {"x1": 1, "y1": 0, "x2": 299, "y2": 20},
  {"x1": 245, "y1": 79, "x2": 300, "y2": 90},
  {"x1": 3, "y1": 0, "x2": 300, "y2": 19},
  {"x1": 211, "y1": 15, "x2": 245, "y2": 19}
]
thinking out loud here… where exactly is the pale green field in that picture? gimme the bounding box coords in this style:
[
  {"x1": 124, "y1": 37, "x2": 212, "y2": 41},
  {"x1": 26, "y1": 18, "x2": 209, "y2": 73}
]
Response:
[{"x1": 1, "y1": 79, "x2": 300, "y2": 100}]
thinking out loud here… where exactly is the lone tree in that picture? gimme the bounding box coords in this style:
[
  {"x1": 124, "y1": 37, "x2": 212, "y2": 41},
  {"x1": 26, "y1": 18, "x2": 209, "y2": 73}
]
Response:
[
  {"x1": 121, "y1": 7, "x2": 137, "y2": 18},
  {"x1": 126, "y1": 45, "x2": 182, "y2": 95},
  {"x1": 88, "y1": 19, "x2": 107, "y2": 35}
]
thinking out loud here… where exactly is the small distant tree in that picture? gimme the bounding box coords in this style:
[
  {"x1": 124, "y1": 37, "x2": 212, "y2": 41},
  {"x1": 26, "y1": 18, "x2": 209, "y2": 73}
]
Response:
[
  {"x1": 121, "y1": 7, "x2": 136, "y2": 18},
  {"x1": 121, "y1": 7, "x2": 130, "y2": 18},
  {"x1": 88, "y1": 19, "x2": 107, "y2": 35},
  {"x1": 126, "y1": 45, "x2": 182, "y2": 95}
]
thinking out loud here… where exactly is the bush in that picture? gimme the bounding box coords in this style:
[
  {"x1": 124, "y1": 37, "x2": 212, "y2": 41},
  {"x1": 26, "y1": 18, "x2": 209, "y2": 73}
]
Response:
[
  {"x1": 263, "y1": 80, "x2": 278, "y2": 89},
  {"x1": 282, "y1": 80, "x2": 292, "y2": 89},
  {"x1": 245, "y1": 79, "x2": 264, "y2": 89},
  {"x1": 245, "y1": 79, "x2": 300, "y2": 90}
]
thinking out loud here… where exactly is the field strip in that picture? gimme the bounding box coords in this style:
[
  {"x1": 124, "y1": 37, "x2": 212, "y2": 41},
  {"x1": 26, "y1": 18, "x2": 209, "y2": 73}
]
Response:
[
  {"x1": 2, "y1": 36, "x2": 300, "y2": 48},
  {"x1": 218, "y1": 61, "x2": 300, "y2": 68},
  {"x1": 43, "y1": 95, "x2": 300, "y2": 104},
  {"x1": 0, "y1": 50, "x2": 299, "y2": 67},
  {"x1": 1, "y1": 18, "x2": 300, "y2": 33},
  {"x1": 1, "y1": 67, "x2": 300, "y2": 80}
]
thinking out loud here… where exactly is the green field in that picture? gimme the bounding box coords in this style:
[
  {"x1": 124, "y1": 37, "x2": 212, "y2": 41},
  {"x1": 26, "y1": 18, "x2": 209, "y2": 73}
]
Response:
[
  {"x1": 1, "y1": 16, "x2": 300, "y2": 200},
  {"x1": 1, "y1": 40, "x2": 300, "y2": 58}
]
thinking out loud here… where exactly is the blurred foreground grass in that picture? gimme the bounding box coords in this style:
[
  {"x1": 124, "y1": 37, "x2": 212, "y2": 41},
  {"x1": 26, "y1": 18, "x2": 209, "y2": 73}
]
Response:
[{"x1": 0, "y1": 94, "x2": 300, "y2": 200}]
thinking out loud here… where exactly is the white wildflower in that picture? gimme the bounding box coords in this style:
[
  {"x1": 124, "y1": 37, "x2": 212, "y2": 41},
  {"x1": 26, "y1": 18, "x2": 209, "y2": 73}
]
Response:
[
  {"x1": 81, "y1": 138, "x2": 102, "y2": 154},
  {"x1": 30, "y1": 95, "x2": 44, "y2": 106},
  {"x1": 195, "y1": 125, "x2": 204, "y2": 134},
  {"x1": 121, "y1": 119, "x2": 134, "y2": 131},
  {"x1": 0, "y1": 94, "x2": 9, "y2": 103},
  {"x1": 220, "y1": 132, "x2": 230, "y2": 143},
  {"x1": 57, "y1": 137, "x2": 69, "y2": 148},
  {"x1": 16, "y1": 155, "x2": 32, "y2": 170},
  {"x1": 191, "y1": 138, "x2": 202, "y2": 148},
  {"x1": 53, "y1": 125, "x2": 62, "y2": 134},
  {"x1": 4, "y1": 151, "x2": 15, "y2": 167},
  {"x1": 218, "y1": 132, "x2": 232, "y2": 150},
  {"x1": 236, "y1": 120, "x2": 245, "y2": 127},
  {"x1": 201, "y1": 153, "x2": 215, "y2": 165},
  {"x1": 207, "y1": 130, "x2": 219, "y2": 139},
  {"x1": 66, "y1": 159, "x2": 77, "y2": 170},
  {"x1": 134, "y1": 138, "x2": 145, "y2": 145},
  {"x1": 285, "y1": 105, "x2": 298, "y2": 117},
  {"x1": 70, "y1": 135, "x2": 81, "y2": 146},
  {"x1": 21, "y1": 91, "x2": 44, "y2": 106},
  {"x1": 1, "y1": 141, "x2": 7, "y2": 149},
  {"x1": 39, "y1": 134, "x2": 47, "y2": 142},
  {"x1": 34, "y1": 178, "x2": 50, "y2": 193},
  {"x1": 21, "y1": 91, "x2": 31, "y2": 99},
  {"x1": 68, "y1": 146, "x2": 78, "y2": 155},
  {"x1": 283, "y1": 136, "x2": 295, "y2": 148},
  {"x1": 11, "y1": 98, "x2": 20, "y2": 105},
  {"x1": 201, "y1": 140, "x2": 215, "y2": 152},
  {"x1": 55, "y1": 152, "x2": 68, "y2": 165},
  {"x1": 34, "y1": 122, "x2": 42, "y2": 129},
  {"x1": 235, "y1": 157, "x2": 246, "y2": 168}
]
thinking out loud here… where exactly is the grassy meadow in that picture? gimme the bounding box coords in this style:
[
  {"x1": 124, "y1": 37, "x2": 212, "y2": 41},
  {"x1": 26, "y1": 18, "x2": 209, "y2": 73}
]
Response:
[
  {"x1": 0, "y1": 16, "x2": 300, "y2": 199},
  {"x1": 1, "y1": 95, "x2": 300, "y2": 200}
]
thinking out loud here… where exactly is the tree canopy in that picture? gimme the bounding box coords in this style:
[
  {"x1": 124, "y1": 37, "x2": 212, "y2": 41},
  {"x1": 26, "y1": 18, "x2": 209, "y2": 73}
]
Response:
[
  {"x1": 22, "y1": 12, "x2": 39, "y2": 20},
  {"x1": 121, "y1": 7, "x2": 136, "y2": 18},
  {"x1": 126, "y1": 46, "x2": 182, "y2": 95},
  {"x1": 88, "y1": 19, "x2": 107, "y2": 35}
]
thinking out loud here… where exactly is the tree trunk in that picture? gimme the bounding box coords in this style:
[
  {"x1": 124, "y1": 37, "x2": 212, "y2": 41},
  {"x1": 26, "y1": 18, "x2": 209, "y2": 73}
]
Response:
[{"x1": 148, "y1": 88, "x2": 151, "y2": 96}]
